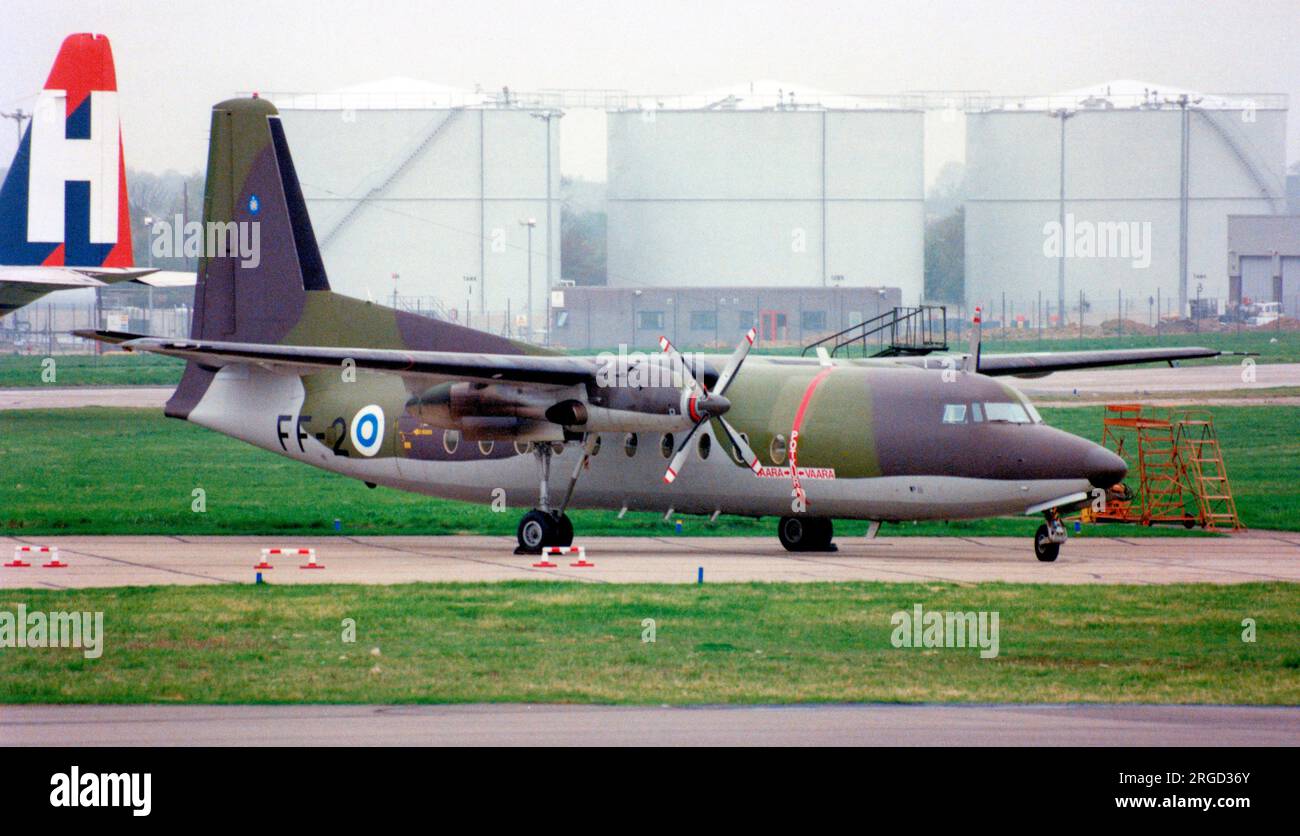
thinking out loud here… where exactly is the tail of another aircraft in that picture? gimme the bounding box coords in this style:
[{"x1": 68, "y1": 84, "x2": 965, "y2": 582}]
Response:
[
  {"x1": 167, "y1": 96, "x2": 532, "y2": 418},
  {"x1": 0, "y1": 33, "x2": 132, "y2": 269}
]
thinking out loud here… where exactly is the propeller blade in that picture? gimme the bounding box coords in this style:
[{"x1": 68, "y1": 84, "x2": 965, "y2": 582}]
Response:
[
  {"x1": 663, "y1": 420, "x2": 703, "y2": 484},
  {"x1": 717, "y1": 416, "x2": 762, "y2": 474},
  {"x1": 658, "y1": 335, "x2": 707, "y2": 396},
  {"x1": 714, "y1": 327, "x2": 756, "y2": 396}
]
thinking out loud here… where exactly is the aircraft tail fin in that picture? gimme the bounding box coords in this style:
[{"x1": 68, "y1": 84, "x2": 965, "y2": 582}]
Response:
[
  {"x1": 188, "y1": 96, "x2": 329, "y2": 344},
  {"x1": 169, "y1": 96, "x2": 533, "y2": 419},
  {"x1": 0, "y1": 33, "x2": 131, "y2": 269}
]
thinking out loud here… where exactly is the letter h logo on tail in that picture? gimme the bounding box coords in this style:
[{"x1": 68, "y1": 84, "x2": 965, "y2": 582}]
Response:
[{"x1": 0, "y1": 33, "x2": 130, "y2": 268}]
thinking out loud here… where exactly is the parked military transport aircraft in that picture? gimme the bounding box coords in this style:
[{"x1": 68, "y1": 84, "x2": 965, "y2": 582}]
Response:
[
  {"x1": 0, "y1": 34, "x2": 192, "y2": 318},
  {"x1": 82, "y1": 97, "x2": 1231, "y2": 560}
]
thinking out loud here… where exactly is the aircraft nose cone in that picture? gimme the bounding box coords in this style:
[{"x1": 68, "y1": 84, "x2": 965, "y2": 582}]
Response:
[{"x1": 1084, "y1": 445, "x2": 1127, "y2": 489}]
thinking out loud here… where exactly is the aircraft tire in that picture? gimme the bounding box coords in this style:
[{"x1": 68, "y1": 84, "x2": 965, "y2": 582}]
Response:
[
  {"x1": 778, "y1": 516, "x2": 835, "y2": 552},
  {"x1": 517, "y1": 509, "x2": 558, "y2": 554},
  {"x1": 555, "y1": 514, "x2": 574, "y2": 547},
  {"x1": 1034, "y1": 524, "x2": 1060, "y2": 562}
]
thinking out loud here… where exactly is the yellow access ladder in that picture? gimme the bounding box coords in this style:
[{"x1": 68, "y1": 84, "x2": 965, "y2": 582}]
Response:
[{"x1": 1174, "y1": 412, "x2": 1244, "y2": 531}]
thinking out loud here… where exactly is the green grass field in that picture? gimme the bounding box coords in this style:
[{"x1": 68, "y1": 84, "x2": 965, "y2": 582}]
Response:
[
  {"x1": 2, "y1": 581, "x2": 1296, "y2": 704},
  {"x1": 0, "y1": 352, "x2": 183, "y2": 387},
  {"x1": 0, "y1": 327, "x2": 1292, "y2": 387},
  {"x1": 2, "y1": 404, "x2": 1296, "y2": 536}
]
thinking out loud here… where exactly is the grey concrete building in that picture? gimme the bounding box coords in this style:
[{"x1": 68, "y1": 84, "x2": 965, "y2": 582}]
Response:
[{"x1": 1228, "y1": 214, "x2": 1300, "y2": 315}]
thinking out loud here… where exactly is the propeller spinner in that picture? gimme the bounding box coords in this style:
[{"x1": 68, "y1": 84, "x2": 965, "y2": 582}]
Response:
[{"x1": 659, "y1": 329, "x2": 761, "y2": 484}]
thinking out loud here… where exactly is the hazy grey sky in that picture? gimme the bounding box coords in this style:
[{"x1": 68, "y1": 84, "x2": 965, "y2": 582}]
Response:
[{"x1": 3, "y1": 0, "x2": 1298, "y2": 181}]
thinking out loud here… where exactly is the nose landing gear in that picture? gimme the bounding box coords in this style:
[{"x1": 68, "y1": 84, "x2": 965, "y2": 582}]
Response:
[{"x1": 1033, "y1": 510, "x2": 1067, "y2": 562}]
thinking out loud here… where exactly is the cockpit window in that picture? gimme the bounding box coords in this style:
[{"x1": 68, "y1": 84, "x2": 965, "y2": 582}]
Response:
[
  {"x1": 983, "y1": 402, "x2": 1032, "y2": 424},
  {"x1": 942, "y1": 404, "x2": 967, "y2": 424}
]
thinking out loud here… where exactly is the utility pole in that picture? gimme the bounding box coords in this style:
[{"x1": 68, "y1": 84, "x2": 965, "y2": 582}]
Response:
[{"x1": 1, "y1": 108, "x2": 29, "y2": 147}]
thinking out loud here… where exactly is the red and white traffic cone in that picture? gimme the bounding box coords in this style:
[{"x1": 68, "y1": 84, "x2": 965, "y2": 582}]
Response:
[
  {"x1": 532, "y1": 548, "x2": 560, "y2": 568},
  {"x1": 299, "y1": 549, "x2": 324, "y2": 569},
  {"x1": 41, "y1": 547, "x2": 67, "y2": 568},
  {"x1": 5, "y1": 546, "x2": 35, "y2": 568},
  {"x1": 254, "y1": 548, "x2": 279, "y2": 570}
]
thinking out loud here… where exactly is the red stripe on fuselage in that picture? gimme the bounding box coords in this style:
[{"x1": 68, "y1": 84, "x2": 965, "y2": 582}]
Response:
[{"x1": 791, "y1": 367, "x2": 834, "y2": 436}]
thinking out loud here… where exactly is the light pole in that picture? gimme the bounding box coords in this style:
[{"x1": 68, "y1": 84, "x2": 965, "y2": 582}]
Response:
[
  {"x1": 1048, "y1": 108, "x2": 1076, "y2": 328},
  {"x1": 531, "y1": 111, "x2": 563, "y2": 342},
  {"x1": 519, "y1": 218, "x2": 536, "y2": 342},
  {"x1": 391, "y1": 272, "x2": 400, "y2": 311}
]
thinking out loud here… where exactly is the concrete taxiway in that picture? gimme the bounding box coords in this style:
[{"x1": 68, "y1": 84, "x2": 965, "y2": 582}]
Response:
[
  {"x1": 1, "y1": 703, "x2": 1295, "y2": 746},
  {"x1": 2, "y1": 534, "x2": 1297, "y2": 588}
]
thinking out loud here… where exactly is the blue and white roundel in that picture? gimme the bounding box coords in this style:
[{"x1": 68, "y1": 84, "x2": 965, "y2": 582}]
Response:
[{"x1": 350, "y1": 405, "x2": 384, "y2": 457}]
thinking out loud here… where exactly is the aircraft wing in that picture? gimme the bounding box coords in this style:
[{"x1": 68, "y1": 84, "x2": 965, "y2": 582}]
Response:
[
  {"x1": 0, "y1": 266, "x2": 110, "y2": 289},
  {"x1": 975, "y1": 346, "x2": 1228, "y2": 378},
  {"x1": 74, "y1": 332, "x2": 599, "y2": 387}
]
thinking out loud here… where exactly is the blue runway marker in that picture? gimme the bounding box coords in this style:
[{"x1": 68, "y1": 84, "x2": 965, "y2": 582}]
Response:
[
  {"x1": 697, "y1": 566, "x2": 703, "y2": 584},
  {"x1": 255, "y1": 572, "x2": 264, "y2": 585}
]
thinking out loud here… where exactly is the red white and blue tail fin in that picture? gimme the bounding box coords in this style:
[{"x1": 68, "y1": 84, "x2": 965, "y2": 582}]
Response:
[{"x1": 0, "y1": 33, "x2": 131, "y2": 269}]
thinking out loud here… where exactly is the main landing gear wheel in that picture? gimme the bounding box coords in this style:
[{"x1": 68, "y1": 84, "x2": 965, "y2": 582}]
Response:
[
  {"x1": 1033, "y1": 523, "x2": 1061, "y2": 562},
  {"x1": 516, "y1": 510, "x2": 573, "y2": 554},
  {"x1": 778, "y1": 516, "x2": 836, "y2": 552}
]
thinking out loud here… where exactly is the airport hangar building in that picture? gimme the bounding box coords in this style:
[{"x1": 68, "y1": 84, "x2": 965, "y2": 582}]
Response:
[
  {"x1": 553, "y1": 84, "x2": 924, "y2": 349},
  {"x1": 963, "y1": 82, "x2": 1288, "y2": 326},
  {"x1": 268, "y1": 81, "x2": 924, "y2": 350},
  {"x1": 268, "y1": 80, "x2": 562, "y2": 340}
]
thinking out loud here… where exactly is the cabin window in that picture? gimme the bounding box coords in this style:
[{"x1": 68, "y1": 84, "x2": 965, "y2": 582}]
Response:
[
  {"x1": 443, "y1": 430, "x2": 460, "y2": 454},
  {"x1": 769, "y1": 433, "x2": 788, "y2": 465},
  {"x1": 697, "y1": 433, "x2": 711, "y2": 460},
  {"x1": 942, "y1": 404, "x2": 968, "y2": 424},
  {"x1": 478, "y1": 440, "x2": 494, "y2": 456},
  {"x1": 971, "y1": 402, "x2": 984, "y2": 422},
  {"x1": 624, "y1": 433, "x2": 638, "y2": 457},
  {"x1": 514, "y1": 441, "x2": 532, "y2": 455},
  {"x1": 729, "y1": 432, "x2": 751, "y2": 465},
  {"x1": 590, "y1": 434, "x2": 602, "y2": 456},
  {"x1": 983, "y1": 402, "x2": 1032, "y2": 424},
  {"x1": 660, "y1": 433, "x2": 675, "y2": 459}
]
